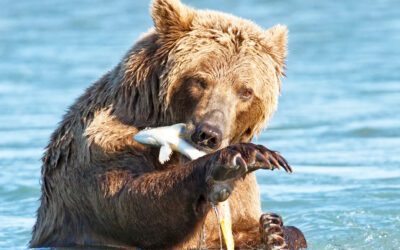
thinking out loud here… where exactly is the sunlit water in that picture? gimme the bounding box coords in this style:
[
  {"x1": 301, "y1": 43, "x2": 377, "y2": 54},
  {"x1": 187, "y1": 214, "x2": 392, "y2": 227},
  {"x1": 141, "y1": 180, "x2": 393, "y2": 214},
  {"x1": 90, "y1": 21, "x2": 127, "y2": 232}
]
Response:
[{"x1": 1, "y1": 0, "x2": 399, "y2": 249}]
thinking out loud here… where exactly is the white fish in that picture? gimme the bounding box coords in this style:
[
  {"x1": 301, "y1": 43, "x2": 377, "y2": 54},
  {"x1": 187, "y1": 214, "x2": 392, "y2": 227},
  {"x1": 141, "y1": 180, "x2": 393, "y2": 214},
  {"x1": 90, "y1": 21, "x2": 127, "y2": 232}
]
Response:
[
  {"x1": 134, "y1": 123, "x2": 206, "y2": 163},
  {"x1": 134, "y1": 123, "x2": 235, "y2": 250}
]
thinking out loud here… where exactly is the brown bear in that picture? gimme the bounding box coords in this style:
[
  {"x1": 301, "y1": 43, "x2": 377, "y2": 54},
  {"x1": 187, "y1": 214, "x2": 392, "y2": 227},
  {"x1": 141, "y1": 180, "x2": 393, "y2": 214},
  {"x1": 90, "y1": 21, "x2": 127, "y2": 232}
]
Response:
[{"x1": 30, "y1": 0, "x2": 307, "y2": 249}]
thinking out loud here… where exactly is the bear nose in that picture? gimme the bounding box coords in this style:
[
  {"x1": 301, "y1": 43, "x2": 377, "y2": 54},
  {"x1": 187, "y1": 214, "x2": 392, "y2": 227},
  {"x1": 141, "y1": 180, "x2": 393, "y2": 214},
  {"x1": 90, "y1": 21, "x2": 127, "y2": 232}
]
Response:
[{"x1": 191, "y1": 122, "x2": 222, "y2": 150}]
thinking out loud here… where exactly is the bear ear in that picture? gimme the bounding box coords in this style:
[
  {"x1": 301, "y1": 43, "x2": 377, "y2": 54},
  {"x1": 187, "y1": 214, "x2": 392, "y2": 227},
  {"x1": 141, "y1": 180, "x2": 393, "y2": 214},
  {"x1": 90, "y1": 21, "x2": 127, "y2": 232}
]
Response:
[
  {"x1": 263, "y1": 24, "x2": 288, "y2": 70},
  {"x1": 151, "y1": 0, "x2": 194, "y2": 35}
]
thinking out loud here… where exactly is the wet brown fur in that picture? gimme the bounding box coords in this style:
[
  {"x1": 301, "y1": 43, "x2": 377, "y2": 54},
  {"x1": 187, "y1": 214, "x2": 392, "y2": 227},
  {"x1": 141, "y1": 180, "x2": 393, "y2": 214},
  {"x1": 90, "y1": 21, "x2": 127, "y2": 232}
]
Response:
[{"x1": 30, "y1": 0, "x2": 291, "y2": 249}]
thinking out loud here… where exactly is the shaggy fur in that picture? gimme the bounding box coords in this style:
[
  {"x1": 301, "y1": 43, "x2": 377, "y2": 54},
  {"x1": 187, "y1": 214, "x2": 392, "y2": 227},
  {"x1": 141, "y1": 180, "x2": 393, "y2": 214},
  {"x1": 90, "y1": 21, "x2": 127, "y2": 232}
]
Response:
[{"x1": 30, "y1": 0, "x2": 304, "y2": 249}]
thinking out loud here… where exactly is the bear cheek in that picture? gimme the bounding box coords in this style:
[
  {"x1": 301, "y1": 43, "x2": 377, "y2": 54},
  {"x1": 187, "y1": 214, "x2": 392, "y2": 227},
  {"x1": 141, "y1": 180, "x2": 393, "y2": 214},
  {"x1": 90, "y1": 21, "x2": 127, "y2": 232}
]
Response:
[{"x1": 234, "y1": 97, "x2": 264, "y2": 142}]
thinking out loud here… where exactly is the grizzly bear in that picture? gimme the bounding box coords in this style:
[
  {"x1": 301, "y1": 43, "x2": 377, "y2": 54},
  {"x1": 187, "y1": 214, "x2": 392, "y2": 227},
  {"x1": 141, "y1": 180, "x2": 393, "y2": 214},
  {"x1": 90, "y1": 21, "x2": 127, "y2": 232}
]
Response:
[{"x1": 30, "y1": 0, "x2": 306, "y2": 249}]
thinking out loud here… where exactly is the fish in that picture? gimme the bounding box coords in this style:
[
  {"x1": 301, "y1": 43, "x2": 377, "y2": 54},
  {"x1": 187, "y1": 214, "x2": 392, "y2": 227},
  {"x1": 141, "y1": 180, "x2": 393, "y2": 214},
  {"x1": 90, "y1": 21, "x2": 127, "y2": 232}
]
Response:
[
  {"x1": 134, "y1": 123, "x2": 206, "y2": 163},
  {"x1": 134, "y1": 123, "x2": 235, "y2": 250}
]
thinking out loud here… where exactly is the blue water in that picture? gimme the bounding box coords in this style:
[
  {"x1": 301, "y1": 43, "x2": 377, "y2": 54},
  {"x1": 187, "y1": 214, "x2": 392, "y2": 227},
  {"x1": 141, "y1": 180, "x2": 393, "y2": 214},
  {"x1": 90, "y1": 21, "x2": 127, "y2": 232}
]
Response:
[{"x1": 1, "y1": 0, "x2": 399, "y2": 249}]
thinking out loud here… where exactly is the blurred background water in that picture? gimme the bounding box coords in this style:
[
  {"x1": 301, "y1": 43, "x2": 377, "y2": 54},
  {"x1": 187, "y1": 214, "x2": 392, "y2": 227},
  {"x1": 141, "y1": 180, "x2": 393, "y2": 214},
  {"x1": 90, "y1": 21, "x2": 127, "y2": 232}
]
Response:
[{"x1": 0, "y1": 0, "x2": 399, "y2": 249}]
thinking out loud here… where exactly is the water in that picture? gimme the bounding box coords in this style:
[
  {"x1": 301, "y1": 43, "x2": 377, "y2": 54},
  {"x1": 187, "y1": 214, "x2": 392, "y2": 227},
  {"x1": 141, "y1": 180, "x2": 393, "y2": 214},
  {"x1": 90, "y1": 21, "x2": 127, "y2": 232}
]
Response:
[{"x1": 0, "y1": 0, "x2": 399, "y2": 249}]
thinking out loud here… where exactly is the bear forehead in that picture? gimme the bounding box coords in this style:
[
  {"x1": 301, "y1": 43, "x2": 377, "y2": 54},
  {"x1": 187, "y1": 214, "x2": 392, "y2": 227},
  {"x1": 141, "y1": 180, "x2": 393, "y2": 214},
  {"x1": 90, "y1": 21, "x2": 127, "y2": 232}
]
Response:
[
  {"x1": 170, "y1": 35, "x2": 275, "y2": 83},
  {"x1": 181, "y1": 54, "x2": 264, "y2": 83}
]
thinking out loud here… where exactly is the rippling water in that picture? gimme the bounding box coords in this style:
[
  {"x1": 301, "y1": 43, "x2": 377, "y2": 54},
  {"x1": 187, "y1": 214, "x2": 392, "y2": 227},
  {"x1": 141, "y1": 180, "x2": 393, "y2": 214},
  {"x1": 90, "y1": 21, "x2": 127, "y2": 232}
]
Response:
[{"x1": 1, "y1": 0, "x2": 399, "y2": 249}]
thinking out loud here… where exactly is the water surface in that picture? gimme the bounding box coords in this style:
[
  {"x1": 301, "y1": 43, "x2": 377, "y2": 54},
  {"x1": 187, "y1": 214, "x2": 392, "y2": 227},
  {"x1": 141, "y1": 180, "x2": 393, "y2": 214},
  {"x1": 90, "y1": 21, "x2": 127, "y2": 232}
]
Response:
[{"x1": 1, "y1": 0, "x2": 399, "y2": 249}]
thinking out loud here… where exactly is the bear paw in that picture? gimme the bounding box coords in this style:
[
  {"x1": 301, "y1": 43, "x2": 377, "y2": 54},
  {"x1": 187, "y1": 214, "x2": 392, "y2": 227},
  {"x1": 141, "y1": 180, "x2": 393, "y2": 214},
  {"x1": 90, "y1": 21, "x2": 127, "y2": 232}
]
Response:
[
  {"x1": 260, "y1": 213, "x2": 288, "y2": 250},
  {"x1": 206, "y1": 143, "x2": 292, "y2": 204}
]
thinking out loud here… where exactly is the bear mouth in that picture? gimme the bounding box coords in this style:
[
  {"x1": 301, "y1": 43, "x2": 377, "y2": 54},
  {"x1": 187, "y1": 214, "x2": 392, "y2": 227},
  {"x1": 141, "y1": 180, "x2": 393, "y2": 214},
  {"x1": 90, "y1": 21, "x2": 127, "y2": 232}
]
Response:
[{"x1": 183, "y1": 121, "x2": 229, "y2": 153}]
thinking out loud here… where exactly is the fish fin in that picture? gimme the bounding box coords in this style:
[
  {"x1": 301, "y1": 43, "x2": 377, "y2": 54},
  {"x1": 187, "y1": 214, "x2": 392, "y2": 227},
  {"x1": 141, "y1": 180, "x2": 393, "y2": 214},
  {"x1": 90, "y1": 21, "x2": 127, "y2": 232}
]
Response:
[{"x1": 159, "y1": 145, "x2": 173, "y2": 164}]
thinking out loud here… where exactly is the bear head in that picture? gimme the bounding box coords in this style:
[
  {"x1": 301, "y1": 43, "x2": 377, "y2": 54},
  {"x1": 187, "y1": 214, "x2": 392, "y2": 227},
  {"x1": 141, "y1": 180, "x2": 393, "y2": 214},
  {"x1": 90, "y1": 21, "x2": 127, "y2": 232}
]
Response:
[{"x1": 148, "y1": 0, "x2": 287, "y2": 151}]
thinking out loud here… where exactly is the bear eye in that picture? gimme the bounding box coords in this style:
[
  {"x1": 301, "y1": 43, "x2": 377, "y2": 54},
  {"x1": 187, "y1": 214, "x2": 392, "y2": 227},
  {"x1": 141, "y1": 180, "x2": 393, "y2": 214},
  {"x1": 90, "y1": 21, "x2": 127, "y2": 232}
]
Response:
[
  {"x1": 238, "y1": 87, "x2": 254, "y2": 101},
  {"x1": 193, "y1": 78, "x2": 208, "y2": 90}
]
